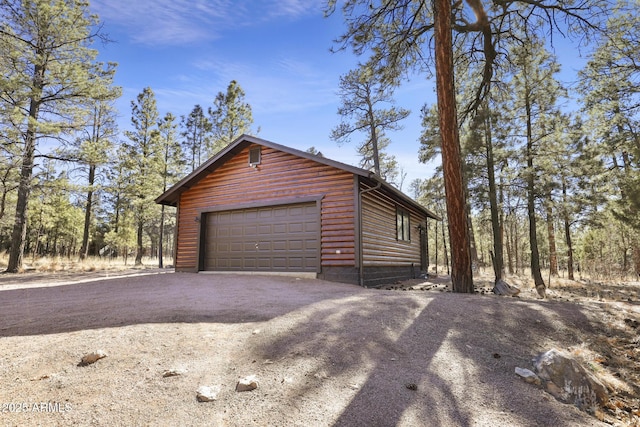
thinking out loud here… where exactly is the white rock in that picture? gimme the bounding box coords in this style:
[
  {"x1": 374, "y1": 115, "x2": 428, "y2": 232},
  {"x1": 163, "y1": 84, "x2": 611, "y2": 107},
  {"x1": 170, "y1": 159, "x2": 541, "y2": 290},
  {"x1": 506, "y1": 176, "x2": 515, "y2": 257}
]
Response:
[
  {"x1": 162, "y1": 368, "x2": 186, "y2": 378},
  {"x1": 78, "y1": 350, "x2": 107, "y2": 366},
  {"x1": 236, "y1": 375, "x2": 258, "y2": 392},
  {"x1": 515, "y1": 367, "x2": 541, "y2": 385},
  {"x1": 196, "y1": 385, "x2": 221, "y2": 402}
]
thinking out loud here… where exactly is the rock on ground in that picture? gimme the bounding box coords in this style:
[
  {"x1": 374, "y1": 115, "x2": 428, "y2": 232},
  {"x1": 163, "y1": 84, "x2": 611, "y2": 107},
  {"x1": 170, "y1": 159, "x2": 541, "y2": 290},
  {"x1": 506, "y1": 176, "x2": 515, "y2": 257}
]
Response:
[
  {"x1": 196, "y1": 385, "x2": 221, "y2": 402},
  {"x1": 236, "y1": 375, "x2": 258, "y2": 392},
  {"x1": 77, "y1": 350, "x2": 107, "y2": 367},
  {"x1": 533, "y1": 348, "x2": 608, "y2": 411}
]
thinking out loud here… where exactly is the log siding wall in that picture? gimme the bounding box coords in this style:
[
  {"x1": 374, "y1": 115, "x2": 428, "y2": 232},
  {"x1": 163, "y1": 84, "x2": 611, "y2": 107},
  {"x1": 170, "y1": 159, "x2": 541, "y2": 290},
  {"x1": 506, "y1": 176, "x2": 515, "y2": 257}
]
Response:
[
  {"x1": 360, "y1": 182, "x2": 424, "y2": 267},
  {"x1": 175, "y1": 145, "x2": 356, "y2": 271}
]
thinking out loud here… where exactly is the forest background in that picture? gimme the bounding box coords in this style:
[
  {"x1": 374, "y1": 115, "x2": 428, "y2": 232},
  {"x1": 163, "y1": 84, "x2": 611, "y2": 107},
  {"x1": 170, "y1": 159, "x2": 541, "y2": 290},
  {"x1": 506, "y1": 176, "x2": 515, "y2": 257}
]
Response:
[{"x1": 1, "y1": 0, "x2": 639, "y2": 284}]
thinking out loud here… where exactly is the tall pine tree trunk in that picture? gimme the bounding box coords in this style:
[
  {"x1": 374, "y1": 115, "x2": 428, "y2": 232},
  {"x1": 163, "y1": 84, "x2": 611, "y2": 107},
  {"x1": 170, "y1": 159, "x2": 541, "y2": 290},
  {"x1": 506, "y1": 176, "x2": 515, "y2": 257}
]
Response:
[
  {"x1": 513, "y1": 219, "x2": 520, "y2": 275},
  {"x1": 525, "y1": 96, "x2": 546, "y2": 297},
  {"x1": 79, "y1": 164, "x2": 96, "y2": 260},
  {"x1": 158, "y1": 204, "x2": 165, "y2": 268},
  {"x1": 7, "y1": 63, "x2": 44, "y2": 273},
  {"x1": 367, "y1": 102, "x2": 382, "y2": 176},
  {"x1": 434, "y1": 0, "x2": 473, "y2": 292},
  {"x1": 135, "y1": 213, "x2": 144, "y2": 266},
  {"x1": 505, "y1": 219, "x2": 514, "y2": 275},
  {"x1": 545, "y1": 198, "x2": 558, "y2": 277},
  {"x1": 485, "y1": 110, "x2": 503, "y2": 282},
  {"x1": 564, "y1": 216, "x2": 574, "y2": 280},
  {"x1": 442, "y1": 219, "x2": 450, "y2": 275},
  {"x1": 466, "y1": 195, "x2": 479, "y2": 268},
  {"x1": 562, "y1": 172, "x2": 575, "y2": 280}
]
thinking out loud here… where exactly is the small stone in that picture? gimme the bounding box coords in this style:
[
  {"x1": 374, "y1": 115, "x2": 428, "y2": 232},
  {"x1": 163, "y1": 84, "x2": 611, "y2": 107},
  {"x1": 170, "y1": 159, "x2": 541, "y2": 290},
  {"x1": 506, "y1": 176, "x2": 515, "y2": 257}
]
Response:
[
  {"x1": 313, "y1": 371, "x2": 329, "y2": 380},
  {"x1": 236, "y1": 375, "x2": 258, "y2": 392},
  {"x1": 78, "y1": 350, "x2": 107, "y2": 367},
  {"x1": 406, "y1": 383, "x2": 418, "y2": 391},
  {"x1": 196, "y1": 385, "x2": 221, "y2": 402},
  {"x1": 515, "y1": 367, "x2": 541, "y2": 385},
  {"x1": 162, "y1": 368, "x2": 186, "y2": 378},
  {"x1": 30, "y1": 374, "x2": 51, "y2": 381}
]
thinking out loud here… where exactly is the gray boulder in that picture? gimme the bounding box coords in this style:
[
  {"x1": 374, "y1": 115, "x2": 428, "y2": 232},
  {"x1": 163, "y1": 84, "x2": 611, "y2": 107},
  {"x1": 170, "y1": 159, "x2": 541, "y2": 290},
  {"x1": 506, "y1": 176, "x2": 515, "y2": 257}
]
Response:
[{"x1": 533, "y1": 349, "x2": 608, "y2": 412}]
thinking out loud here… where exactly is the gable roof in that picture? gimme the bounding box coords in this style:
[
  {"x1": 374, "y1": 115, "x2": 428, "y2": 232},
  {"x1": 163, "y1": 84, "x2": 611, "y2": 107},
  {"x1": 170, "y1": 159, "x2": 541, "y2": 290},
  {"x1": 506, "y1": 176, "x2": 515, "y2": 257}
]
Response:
[{"x1": 155, "y1": 134, "x2": 440, "y2": 220}]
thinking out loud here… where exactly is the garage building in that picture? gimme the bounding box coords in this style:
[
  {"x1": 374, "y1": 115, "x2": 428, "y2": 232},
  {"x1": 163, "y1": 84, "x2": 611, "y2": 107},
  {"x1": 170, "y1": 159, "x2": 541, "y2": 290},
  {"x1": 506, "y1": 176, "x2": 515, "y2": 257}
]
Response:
[{"x1": 155, "y1": 135, "x2": 440, "y2": 287}]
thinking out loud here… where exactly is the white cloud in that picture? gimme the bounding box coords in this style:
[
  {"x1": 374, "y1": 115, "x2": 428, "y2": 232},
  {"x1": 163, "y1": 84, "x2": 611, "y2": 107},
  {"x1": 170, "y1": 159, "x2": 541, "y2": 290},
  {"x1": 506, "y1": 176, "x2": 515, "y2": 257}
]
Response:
[
  {"x1": 91, "y1": 0, "x2": 321, "y2": 46},
  {"x1": 266, "y1": 0, "x2": 324, "y2": 19}
]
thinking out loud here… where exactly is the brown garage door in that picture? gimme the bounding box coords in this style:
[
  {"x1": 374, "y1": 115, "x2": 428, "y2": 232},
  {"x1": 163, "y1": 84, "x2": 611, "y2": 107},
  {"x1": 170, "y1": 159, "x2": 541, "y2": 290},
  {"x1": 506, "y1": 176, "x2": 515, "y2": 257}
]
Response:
[{"x1": 203, "y1": 202, "x2": 319, "y2": 272}]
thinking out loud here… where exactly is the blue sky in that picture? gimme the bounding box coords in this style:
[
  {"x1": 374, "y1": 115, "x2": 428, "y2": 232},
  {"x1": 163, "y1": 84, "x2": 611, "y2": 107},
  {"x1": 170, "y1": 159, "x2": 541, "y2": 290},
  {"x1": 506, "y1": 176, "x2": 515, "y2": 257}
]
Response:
[
  {"x1": 89, "y1": 0, "x2": 588, "y2": 193},
  {"x1": 89, "y1": 0, "x2": 438, "y2": 191}
]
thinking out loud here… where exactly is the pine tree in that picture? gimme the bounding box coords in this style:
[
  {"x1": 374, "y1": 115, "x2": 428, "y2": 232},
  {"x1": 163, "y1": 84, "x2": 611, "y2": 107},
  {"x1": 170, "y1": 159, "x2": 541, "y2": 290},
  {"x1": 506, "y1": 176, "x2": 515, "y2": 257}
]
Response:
[
  {"x1": 507, "y1": 33, "x2": 564, "y2": 296},
  {"x1": 327, "y1": 0, "x2": 610, "y2": 292},
  {"x1": 331, "y1": 66, "x2": 409, "y2": 180},
  {"x1": 579, "y1": 6, "x2": 640, "y2": 275},
  {"x1": 208, "y1": 80, "x2": 253, "y2": 156},
  {"x1": 0, "y1": 0, "x2": 117, "y2": 272},
  {"x1": 181, "y1": 105, "x2": 210, "y2": 171},
  {"x1": 123, "y1": 87, "x2": 162, "y2": 266},
  {"x1": 74, "y1": 98, "x2": 120, "y2": 259},
  {"x1": 464, "y1": 102, "x2": 510, "y2": 283},
  {"x1": 157, "y1": 112, "x2": 183, "y2": 268}
]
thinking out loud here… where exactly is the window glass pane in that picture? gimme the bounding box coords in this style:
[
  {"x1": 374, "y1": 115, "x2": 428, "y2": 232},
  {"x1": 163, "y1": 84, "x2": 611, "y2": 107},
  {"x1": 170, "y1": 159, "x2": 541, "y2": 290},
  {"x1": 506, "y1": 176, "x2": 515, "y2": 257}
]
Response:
[
  {"x1": 249, "y1": 147, "x2": 261, "y2": 164},
  {"x1": 403, "y1": 212, "x2": 410, "y2": 241},
  {"x1": 396, "y1": 207, "x2": 410, "y2": 241}
]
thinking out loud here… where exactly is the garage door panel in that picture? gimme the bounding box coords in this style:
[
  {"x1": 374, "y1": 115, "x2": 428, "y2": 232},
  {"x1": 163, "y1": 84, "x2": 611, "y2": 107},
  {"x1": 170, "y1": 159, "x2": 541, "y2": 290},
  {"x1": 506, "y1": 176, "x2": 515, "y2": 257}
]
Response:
[
  {"x1": 258, "y1": 224, "x2": 272, "y2": 235},
  {"x1": 272, "y1": 258, "x2": 287, "y2": 268},
  {"x1": 273, "y1": 207, "x2": 288, "y2": 217},
  {"x1": 272, "y1": 241, "x2": 287, "y2": 251},
  {"x1": 243, "y1": 225, "x2": 257, "y2": 236},
  {"x1": 204, "y1": 202, "x2": 318, "y2": 272}
]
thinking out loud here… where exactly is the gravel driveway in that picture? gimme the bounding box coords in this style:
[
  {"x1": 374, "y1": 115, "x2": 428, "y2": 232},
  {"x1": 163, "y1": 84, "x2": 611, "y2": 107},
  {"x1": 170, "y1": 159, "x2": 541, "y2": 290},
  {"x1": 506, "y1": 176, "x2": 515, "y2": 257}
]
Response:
[{"x1": 0, "y1": 271, "x2": 606, "y2": 426}]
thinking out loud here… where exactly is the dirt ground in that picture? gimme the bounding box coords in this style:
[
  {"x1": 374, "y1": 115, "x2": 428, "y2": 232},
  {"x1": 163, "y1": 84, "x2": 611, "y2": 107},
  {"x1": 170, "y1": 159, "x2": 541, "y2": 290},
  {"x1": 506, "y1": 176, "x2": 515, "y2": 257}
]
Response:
[{"x1": 0, "y1": 270, "x2": 639, "y2": 426}]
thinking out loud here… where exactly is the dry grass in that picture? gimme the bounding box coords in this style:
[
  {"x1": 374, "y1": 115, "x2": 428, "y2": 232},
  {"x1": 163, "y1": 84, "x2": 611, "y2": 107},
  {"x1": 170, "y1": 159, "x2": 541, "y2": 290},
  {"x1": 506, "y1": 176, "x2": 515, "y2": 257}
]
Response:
[{"x1": 0, "y1": 253, "x2": 172, "y2": 273}]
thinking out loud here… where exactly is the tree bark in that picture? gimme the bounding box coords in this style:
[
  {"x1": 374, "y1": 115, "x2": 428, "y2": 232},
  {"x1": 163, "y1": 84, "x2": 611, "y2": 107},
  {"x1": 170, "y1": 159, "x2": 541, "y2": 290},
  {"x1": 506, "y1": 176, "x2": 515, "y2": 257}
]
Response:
[
  {"x1": 434, "y1": 0, "x2": 473, "y2": 292},
  {"x1": 442, "y1": 219, "x2": 450, "y2": 275},
  {"x1": 366, "y1": 95, "x2": 382, "y2": 176},
  {"x1": 135, "y1": 214, "x2": 144, "y2": 266},
  {"x1": 484, "y1": 110, "x2": 503, "y2": 282},
  {"x1": 79, "y1": 164, "x2": 96, "y2": 260},
  {"x1": 6, "y1": 62, "x2": 44, "y2": 273},
  {"x1": 513, "y1": 219, "x2": 520, "y2": 275},
  {"x1": 158, "y1": 204, "x2": 165, "y2": 268},
  {"x1": 545, "y1": 198, "x2": 558, "y2": 277},
  {"x1": 505, "y1": 219, "x2": 514, "y2": 275},
  {"x1": 525, "y1": 94, "x2": 546, "y2": 297},
  {"x1": 563, "y1": 216, "x2": 574, "y2": 281}
]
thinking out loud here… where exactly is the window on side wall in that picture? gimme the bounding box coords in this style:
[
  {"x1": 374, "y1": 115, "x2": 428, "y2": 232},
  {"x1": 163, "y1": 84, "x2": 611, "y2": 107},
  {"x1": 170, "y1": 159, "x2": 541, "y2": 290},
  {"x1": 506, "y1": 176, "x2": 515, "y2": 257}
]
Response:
[
  {"x1": 249, "y1": 146, "x2": 261, "y2": 166},
  {"x1": 396, "y1": 207, "x2": 410, "y2": 241}
]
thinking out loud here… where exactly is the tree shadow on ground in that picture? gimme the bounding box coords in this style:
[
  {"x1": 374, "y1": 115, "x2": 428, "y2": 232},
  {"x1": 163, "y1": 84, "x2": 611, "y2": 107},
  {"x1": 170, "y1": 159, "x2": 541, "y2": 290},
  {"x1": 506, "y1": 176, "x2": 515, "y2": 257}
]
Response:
[
  {"x1": 0, "y1": 273, "x2": 359, "y2": 337},
  {"x1": 251, "y1": 290, "x2": 607, "y2": 426}
]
